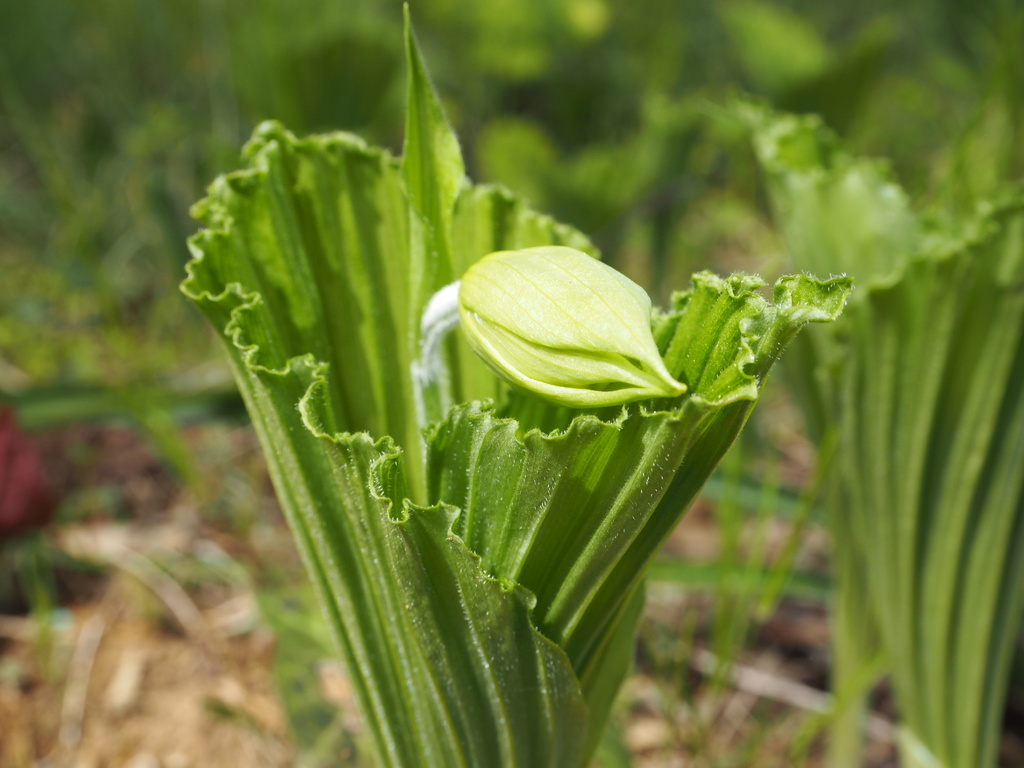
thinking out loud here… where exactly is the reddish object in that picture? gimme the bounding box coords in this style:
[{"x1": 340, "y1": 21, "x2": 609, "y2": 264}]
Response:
[{"x1": 0, "y1": 407, "x2": 57, "y2": 538}]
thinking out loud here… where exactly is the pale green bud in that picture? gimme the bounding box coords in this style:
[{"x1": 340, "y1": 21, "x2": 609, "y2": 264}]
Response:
[{"x1": 458, "y1": 246, "x2": 686, "y2": 407}]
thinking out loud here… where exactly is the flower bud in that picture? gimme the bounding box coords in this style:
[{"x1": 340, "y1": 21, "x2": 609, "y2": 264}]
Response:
[{"x1": 458, "y1": 246, "x2": 686, "y2": 407}]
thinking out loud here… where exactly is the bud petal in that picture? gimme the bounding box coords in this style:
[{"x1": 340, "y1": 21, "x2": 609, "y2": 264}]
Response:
[{"x1": 458, "y1": 246, "x2": 686, "y2": 407}]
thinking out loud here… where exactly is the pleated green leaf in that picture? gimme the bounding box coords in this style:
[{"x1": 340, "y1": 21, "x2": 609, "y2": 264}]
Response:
[
  {"x1": 846, "y1": 201, "x2": 1024, "y2": 768},
  {"x1": 300, "y1": 391, "x2": 590, "y2": 768},
  {"x1": 749, "y1": 104, "x2": 1024, "y2": 768},
  {"x1": 182, "y1": 149, "x2": 591, "y2": 768},
  {"x1": 428, "y1": 270, "x2": 850, "y2": 684},
  {"x1": 740, "y1": 102, "x2": 920, "y2": 282},
  {"x1": 182, "y1": 20, "x2": 850, "y2": 768}
]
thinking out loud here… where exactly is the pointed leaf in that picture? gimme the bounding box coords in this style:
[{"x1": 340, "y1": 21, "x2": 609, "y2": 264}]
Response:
[
  {"x1": 401, "y1": 5, "x2": 464, "y2": 239},
  {"x1": 401, "y1": 5, "x2": 465, "y2": 338}
]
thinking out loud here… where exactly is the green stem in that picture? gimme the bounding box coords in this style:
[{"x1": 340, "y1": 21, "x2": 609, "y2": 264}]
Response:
[
  {"x1": 827, "y1": 634, "x2": 869, "y2": 766},
  {"x1": 827, "y1": 538, "x2": 884, "y2": 768},
  {"x1": 827, "y1": 705, "x2": 865, "y2": 768}
]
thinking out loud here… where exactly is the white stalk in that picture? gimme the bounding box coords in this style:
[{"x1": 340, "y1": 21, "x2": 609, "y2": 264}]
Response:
[{"x1": 412, "y1": 280, "x2": 462, "y2": 439}]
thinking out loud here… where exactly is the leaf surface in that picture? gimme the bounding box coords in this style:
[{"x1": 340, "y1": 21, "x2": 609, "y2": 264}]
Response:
[
  {"x1": 182, "y1": 30, "x2": 850, "y2": 768},
  {"x1": 750, "y1": 104, "x2": 1024, "y2": 768},
  {"x1": 428, "y1": 271, "x2": 850, "y2": 677}
]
